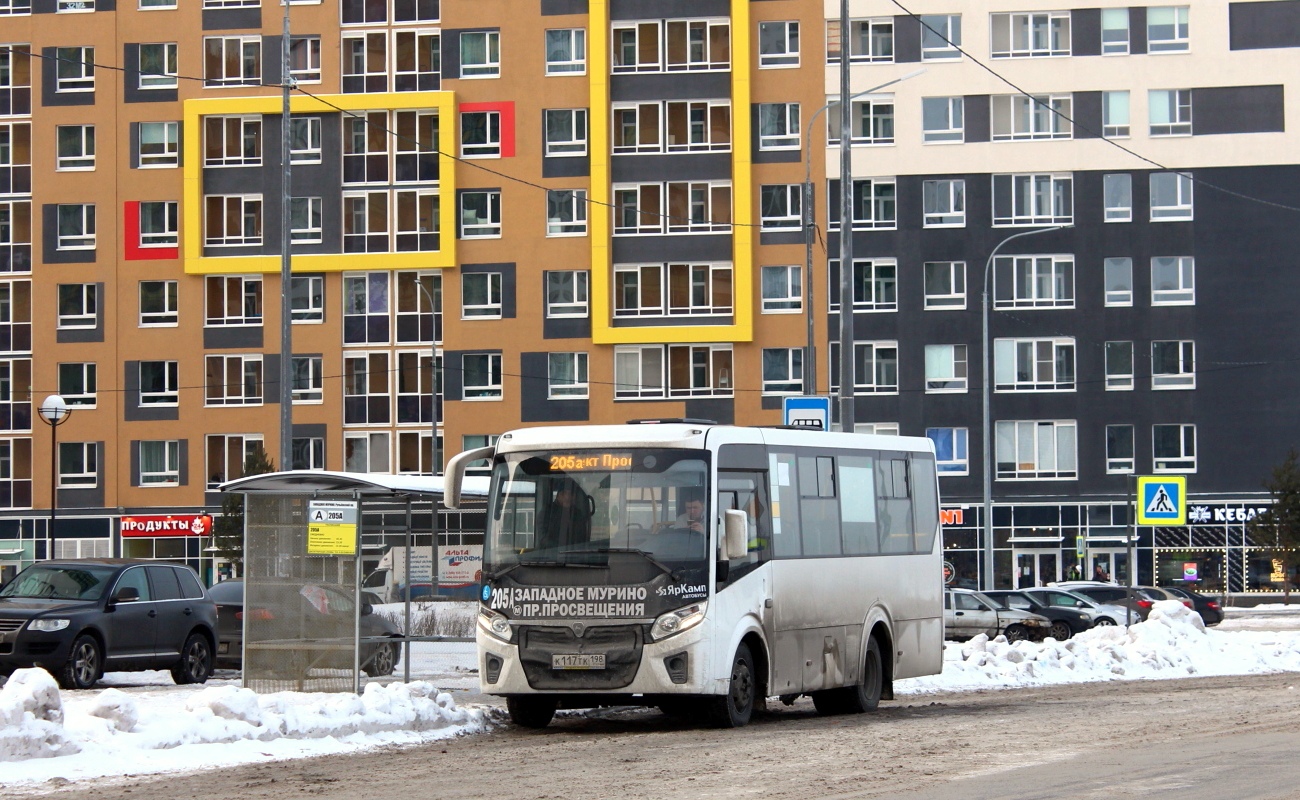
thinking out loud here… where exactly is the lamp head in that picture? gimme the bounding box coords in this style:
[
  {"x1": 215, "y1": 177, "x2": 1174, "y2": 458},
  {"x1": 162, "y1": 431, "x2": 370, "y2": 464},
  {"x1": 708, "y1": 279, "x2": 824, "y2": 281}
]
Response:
[{"x1": 39, "y1": 394, "x2": 70, "y2": 424}]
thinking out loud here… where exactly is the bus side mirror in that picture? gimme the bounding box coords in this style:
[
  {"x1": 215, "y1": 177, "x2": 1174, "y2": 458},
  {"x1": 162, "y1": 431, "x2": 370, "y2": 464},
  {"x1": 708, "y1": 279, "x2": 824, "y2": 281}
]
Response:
[
  {"x1": 443, "y1": 445, "x2": 496, "y2": 508},
  {"x1": 723, "y1": 510, "x2": 748, "y2": 561}
]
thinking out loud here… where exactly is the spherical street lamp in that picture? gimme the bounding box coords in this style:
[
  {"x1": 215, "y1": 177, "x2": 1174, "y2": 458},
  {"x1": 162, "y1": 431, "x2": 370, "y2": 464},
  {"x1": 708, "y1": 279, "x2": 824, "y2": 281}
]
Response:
[{"x1": 38, "y1": 394, "x2": 72, "y2": 542}]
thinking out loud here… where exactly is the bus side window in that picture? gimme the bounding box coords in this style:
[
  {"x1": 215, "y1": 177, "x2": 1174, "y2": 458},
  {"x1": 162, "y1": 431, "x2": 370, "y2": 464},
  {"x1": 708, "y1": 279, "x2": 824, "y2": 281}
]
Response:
[
  {"x1": 839, "y1": 455, "x2": 879, "y2": 555},
  {"x1": 877, "y1": 456, "x2": 915, "y2": 553},
  {"x1": 798, "y1": 455, "x2": 841, "y2": 556},
  {"x1": 911, "y1": 455, "x2": 939, "y2": 554},
  {"x1": 769, "y1": 452, "x2": 801, "y2": 558}
]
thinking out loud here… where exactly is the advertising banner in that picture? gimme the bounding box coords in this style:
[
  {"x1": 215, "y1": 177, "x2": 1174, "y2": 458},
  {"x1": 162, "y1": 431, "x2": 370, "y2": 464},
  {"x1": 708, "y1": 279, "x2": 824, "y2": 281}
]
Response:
[
  {"x1": 438, "y1": 545, "x2": 483, "y2": 587},
  {"x1": 121, "y1": 515, "x2": 212, "y2": 538}
]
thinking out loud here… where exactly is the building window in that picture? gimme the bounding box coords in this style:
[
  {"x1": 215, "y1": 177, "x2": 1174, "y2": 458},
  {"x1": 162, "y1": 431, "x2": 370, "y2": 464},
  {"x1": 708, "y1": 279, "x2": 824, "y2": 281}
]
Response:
[
  {"x1": 1105, "y1": 341, "x2": 1134, "y2": 390},
  {"x1": 762, "y1": 348, "x2": 803, "y2": 394},
  {"x1": 856, "y1": 422, "x2": 900, "y2": 436},
  {"x1": 1101, "y1": 8, "x2": 1130, "y2": 54},
  {"x1": 290, "y1": 197, "x2": 323, "y2": 244},
  {"x1": 0, "y1": 202, "x2": 30, "y2": 274},
  {"x1": 1148, "y1": 7, "x2": 1190, "y2": 53},
  {"x1": 57, "y1": 284, "x2": 96, "y2": 328},
  {"x1": 758, "y1": 103, "x2": 800, "y2": 150},
  {"x1": 342, "y1": 191, "x2": 390, "y2": 253},
  {"x1": 921, "y1": 97, "x2": 963, "y2": 143},
  {"x1": 614, "y1": 345, "x2": 664, "y2": 399},
  {"x1": 990, "y1": 12, "x2": 1070, "y2": 58},
  {"x1": 139, "y1": 121, "x2": 179, "y2": 168},
  {"x1": 827, "y1": 18, "x2": 893, "y2": 63},
  {"x1": 460, "y1": 31, "x2": 500, "y2": 78},
  {"x1": 1150, "y1": 172, "x2": 1193, "y2": 221},
  {"x1": 545, "y1": 270, "x2": 589, "y2": 318},
  {"x1": 759, "y1": 185, "x2": 801, "y2": 230},
  {"x1": 55, "y1": 47, "x2": 94, "y2": 93},
  {"x1": 139, "y1": 361, "x2": 178, "y2": 405},
  {"x1": 992, "y1": 173, "x2": 1072, "y2": 226},
  {"x1": 57, "y1": 442, "x2": 96, "y2": 488},
  {"x1": 613, "y1": 181, "x2": 731, "y2": 235},
  {"x1": 667, "y1": 344, "x2": 733, "y2": 398},
  {"x1": 205, "y1": 276, "x2": 262, "y2": 326},
  {"x1": 292, "y1": 437, "x2": 325, "y2": 471},
  {"x1": 611, "y1": 22, "x2": 662, "y2": 73},
  {"x1": 395, "y1": 271, "x2": 441, "y2": 344},
  {"x1": 1103, "y1": 91, "x2": 1130, "y2": 138},
  {"x1": 994, "y1": 338, "x2": 1075, "y2": 392},
  {"x1": 58, "y1": 363, "x2": 96, "y2": 407},
  {"x1": 1151, "y1": 256, "x2": 1194, "y2": 305},
  {"x1": 666, "y1": 19, "x2": 730, "y2": 70},
  {"x1": 396, "y1": 351, "x2": 436, "y2": 423},
  {"x1": 139, "y1": 440, "x2": 180, "y2": 486},
  {"x1": 1103, "y1": 174, "x2": 1132, "y2": 222},
  {"x1": 343, "y1": 352, "x2": 391, "y2": 424},
  {"x1": 203, "y1": 36, "x2": 261, "y2": 87},
  {"x1": 56, "y1": 125, "x2": 94, "y2": 171},
  {"x1": 923, "y1": 179, "x2": 965, "y2": 227},
  {"x1": 614, "y1": 263, "x2": 733, "y2": 317},
  {"x1": 612, "y1": 103, "x2": 660, "y2": 153},
  {"x1": 291, "y1": 355, "x2": 324, "y2": 403},
  {"x1": 138, "y1": 201, "x2": 179, "y2": 248},
  {"x1": 1106, "y1": 425, "x2": 1134, "y2": 473},
  {"x1": 57, "y1": 204, "x2": 95, "y2": 250},
  {"x1": 548, "y1": 352, "x2": 589, "y2": 398},
  {"x1": 0, "y1": 0, "x2": 31, "y2": 13},
  {"x1": 545, "y1": 29, "x2": 585, "y2": 75},
  {"x1": 1104, "y1": 257, "x2": 1132, "y2": 307},
  {"x1": 459, "y1": 434, "x2": 497, "y2": 475},
  {"x1": 761, "y1": 265, "x2": 801, "y2": 313},
  {"x1": 343, "y1": 272, "x2": 390, "y2": 344},
  {"x1": 395, "y1": 189, "x2": 439, "y2": 252},
  {"x1": 758, "y1": 21, "x2": 799, "y2": 67},
  {"x1": 206, "y1": 434, "x2": 263, "y2": 488},
  {"x1": 139, "y1": 280, "x2": 178, "y2": 326},
  {"x1": 203, "y1": 116, "x2": 261, "y2": 167},
  {"x1": 1152, "y1": 340, "x2": 1195, "y2": 389},
  {"x1": 393, "y1": 30, "x2": 440, "y2": 92},
  {"x1": 992, "y1": 255, "x2": 1074, "y2": 309},
  {"x1": 205, "y1": 354, "x2": 263, "y2": 406},
  {"x1": 923, "y1": 261, "x2": 966, "y2": 310},
  {"x1": 290, "y1": 117, "x2": 322, "y2": 164},
  {"x1": 545, "y1": 109, "x2": 587, "y2": 156},
  {"x1": 289, "y1": 35, "x2": 322, "y2": 84},
  {"x1": 828, "y1": 179, "x2": 896, "y2": 230},
  {"x1": 847, "y1": 98, "x2": 894, "y2": 145},
  {"x1": 341, "y1": 32, "x2": 387, "y2": 93},
  {"x1": 344, "y1": 432, "x2": 390, "y2": 473},
  {"x1": 204, "y1": 195, "x2": 262, "y2": 247},
  {"x1": 291, "y1": 275, "x2": 324, "y2": 323},
  {"x1": 1149, "y1": 90, "x2": 1192, "y2": 136},
  {"x1": 829, "y1": 341, "x2": 899, "y2": 395},
  {"x1": 829, "y1": 259, "x2": 897, "y2": 313},
  {"x1": 925, "y1": 344, "x2": 967, "y2": 392},
  {"x1": 1153, "y1": 424, "x2": 1196, "y2": 472},
  {"x1": 927, "y1": 427, "x2": 969, "y2": 475},
  {"x1": 920, "y1": 14, "x2": 961, "y2": 60},
  {"x1": 138, "y1": 42, "x2": 178, "y2": 89},
  {"x1": 460, "y1": 110, "x2": 500, "y2": 157},
  {"x1": 991, "y1": 94, "x2": 1072, "y2": 140},
  {"x1": 459, "y1": 191, "x2": 501, "y2": 238},
  {"x1": 547, "y1": 190, "x2": 587, "y2": 236},
  {"x1": 995, "y1": 420, "x2": 1077, "y2": 480},
  {"x1": 461, "y1": 272, "x2": 502, "y2": 318},
  {"x1": 462, "y1": 353, "x2": 502, "y2": 400},
  {"x1": 140, "y1": 0, "x2": 176, "y2": 8}
]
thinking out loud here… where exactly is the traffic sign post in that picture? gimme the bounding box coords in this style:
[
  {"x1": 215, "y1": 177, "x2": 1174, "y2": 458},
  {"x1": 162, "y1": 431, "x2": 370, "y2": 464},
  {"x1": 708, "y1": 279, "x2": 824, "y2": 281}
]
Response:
[{"x1": 782, "y1": 396, "x2": 833, "y2": 431}]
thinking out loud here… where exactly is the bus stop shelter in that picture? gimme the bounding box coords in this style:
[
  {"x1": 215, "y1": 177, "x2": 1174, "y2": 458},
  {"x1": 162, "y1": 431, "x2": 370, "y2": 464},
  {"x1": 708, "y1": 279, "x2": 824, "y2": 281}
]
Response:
[{"x1": 219, "y1": 470, "x2": 489, "y2": 693}]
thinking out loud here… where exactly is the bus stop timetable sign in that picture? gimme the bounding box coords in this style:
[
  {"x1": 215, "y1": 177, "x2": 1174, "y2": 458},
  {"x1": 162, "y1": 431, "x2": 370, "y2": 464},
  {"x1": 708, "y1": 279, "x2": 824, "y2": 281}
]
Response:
[
  {"x1": 782, "y1": 396, "x2": 832, "y2": 430},
  {"x1": 307, "y1": 500, "x2": 359, "y2": 555},
  {"x1": 1136, "y1": 476, "x2": 1186, "y2": 526}
]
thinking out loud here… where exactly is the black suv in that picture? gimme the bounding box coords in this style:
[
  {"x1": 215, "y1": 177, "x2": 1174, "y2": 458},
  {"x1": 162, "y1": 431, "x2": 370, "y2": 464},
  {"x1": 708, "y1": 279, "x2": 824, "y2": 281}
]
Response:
[{"x1": 0, "y1": 559, "x2": 218, "y2": 689}]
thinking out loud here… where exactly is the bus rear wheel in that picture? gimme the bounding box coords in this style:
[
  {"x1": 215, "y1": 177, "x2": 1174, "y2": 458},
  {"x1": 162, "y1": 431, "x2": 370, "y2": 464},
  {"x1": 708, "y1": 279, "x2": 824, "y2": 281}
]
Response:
[
  {"x1": 707, "y1": 643, "x2": 756, "y2": 728},
  {"x1": 506, "y1": 696, "x2": 558, "y2": 729},
  {"x1": 812, "y1": 636, "x2": 883, "y2": 716}
]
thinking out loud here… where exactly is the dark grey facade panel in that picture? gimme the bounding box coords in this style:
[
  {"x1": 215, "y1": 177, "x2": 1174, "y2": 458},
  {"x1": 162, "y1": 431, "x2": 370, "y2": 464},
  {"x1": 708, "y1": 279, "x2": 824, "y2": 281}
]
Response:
[
  {"x1": 440, "y1": 28, "x2": 499, "y2": 80},
  {"x1": 261, "y1": 36, "x2": 284, "y2": 86},
  {"x1": 460, "y1": 262, "x2": 517, "y2": 319},
  {"x1": 520, "y1": 352, "x2": 590, "y2": 422},
  {"x1": 963, "y1": 95, "x2": 990, "y2": 143},
  {"x1": 123, "y1": 361, "x2": 180, "y2": 421},
  {"x1": 41, "y1": 205, "x2": 96, "y2": 264},
  {"x1": 1192, "y1": 85, "x2": 1285, "y2": 135},
  {"x1": 263, "y1": 353, "x2": 281, "y2": 405},
  {"x1": 1129, "y1": 7, "x2": 1148, "y2": 54},
  {"x1": 129, "y1": 122, "x2": 140, "y2": 169},
  {"x1": 294, "y1": 423, "x2": 327, "y2": 438},
  {"x1": 543, "y1": 156, "x2": 591, "y2": 178},
  {"x1": 123, "y1": 44, "x2": 177, "y2": 104},
  {"x1": 1229, "y1": 1, "x2": 1300, "y2": 49},
  {"x1": 55, "y1": 281, "x2": 105, "y2": 345},
  {"x1": 610, "y1": 0, "x2": 728, "y2": 20},
  {"x1": 1073, "y1": 90, "x2": 1103, "y2": 139},
  {"x1": 893, "y1": 14, "x2": 922, "y2": 62},
  {"x1": 442, "y1": 349, "x2": 503, "y2": 402},
  {"x1": 55, "y1": 442, "x2": 104, "y2": 508},
  {"x1": 130, "y1": 441, "x2": 139, "y2": 488},
  {"x1": 685, "y1": 398, "x2": 734, "y2": 425},
  {"x1": 611, "y1": 152, "x2": 731, "y2": 182},
  {"x1": 203, "y1": 326, "x2": 264, "y2": 350},
  {"x1": 612, "y1": 233, "x2": 731, "y2": 262},
  {"x1": 542, "y1": 0, "x2": 589, "y2": 14},
  {"x1": 202, "y1": 7, "x2": 262, "y2": 30},
  {"x1": 761, "y1": 396, "x2": 783, "y2": 411},
  {"x1": 760, "y1": 230, "x2": 805, "y2": 246},
  {"x1": 611, "y1": 73, "x2": 731, "y2": 102},
  {"x1": 40, "y1": 48, "x2": 95, "y2": 107},
  {"x1": 1071, "y1": 8, "x2": 1102, "y2": 56},
  {"x1": 543, "y1": 316, "x2": 592, "y2": 340}
]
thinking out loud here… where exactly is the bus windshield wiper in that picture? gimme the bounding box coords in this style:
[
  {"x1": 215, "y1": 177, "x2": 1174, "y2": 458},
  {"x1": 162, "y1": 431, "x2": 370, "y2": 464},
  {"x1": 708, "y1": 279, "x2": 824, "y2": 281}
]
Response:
[{"x1": 565, "y1": 548, "x2": 675, "y2": 578}]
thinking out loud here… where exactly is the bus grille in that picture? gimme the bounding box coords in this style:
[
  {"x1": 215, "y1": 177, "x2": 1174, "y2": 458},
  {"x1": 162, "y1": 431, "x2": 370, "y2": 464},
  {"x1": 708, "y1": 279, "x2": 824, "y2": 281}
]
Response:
[{"x1": 517, "y1": 624, "x2": 643, "y2": 690}]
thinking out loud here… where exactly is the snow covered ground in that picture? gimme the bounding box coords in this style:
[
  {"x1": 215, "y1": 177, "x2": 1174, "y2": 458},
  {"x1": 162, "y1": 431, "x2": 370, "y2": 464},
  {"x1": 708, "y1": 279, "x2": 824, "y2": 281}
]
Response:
[{"x1": 2, "y1": 601, "x2": 1299, "y2": 790}]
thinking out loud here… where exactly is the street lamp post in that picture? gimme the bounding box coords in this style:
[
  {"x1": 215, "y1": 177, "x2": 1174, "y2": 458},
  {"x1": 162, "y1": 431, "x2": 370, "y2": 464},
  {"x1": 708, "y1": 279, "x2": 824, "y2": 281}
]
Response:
[
  {"x1": 38, "y1": 395, "x2": 71, "y2": 543},
  {"x1": 980, "y1": 225, "x2": 1071, "y2": 590},
  {"x1": 414, "y1": 277, "x2": 439, "y2": 472},
  {"x1": 800, "y1": 68, "x2": 924, "y2": 396}
]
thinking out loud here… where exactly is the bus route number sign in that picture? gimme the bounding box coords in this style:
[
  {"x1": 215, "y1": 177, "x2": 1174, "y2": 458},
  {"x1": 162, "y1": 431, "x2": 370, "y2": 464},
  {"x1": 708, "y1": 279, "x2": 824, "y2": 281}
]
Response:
[{"x1": 547, "y1": 453, "x2": 633, "y2": 472}]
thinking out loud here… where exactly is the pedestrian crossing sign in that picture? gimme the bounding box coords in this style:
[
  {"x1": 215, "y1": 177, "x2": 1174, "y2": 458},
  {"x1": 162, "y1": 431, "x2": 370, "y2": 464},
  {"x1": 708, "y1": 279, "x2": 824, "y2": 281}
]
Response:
[{"x1": 1136, "y1": 476, "x2": 1187, "y2": 525}]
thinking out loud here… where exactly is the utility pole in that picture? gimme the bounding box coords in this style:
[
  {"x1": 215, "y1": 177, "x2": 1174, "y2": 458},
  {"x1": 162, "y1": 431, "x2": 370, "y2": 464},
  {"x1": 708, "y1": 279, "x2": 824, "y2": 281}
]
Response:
[{"x1": 278, "y1": 1, "x2": 294, "y2": 472}]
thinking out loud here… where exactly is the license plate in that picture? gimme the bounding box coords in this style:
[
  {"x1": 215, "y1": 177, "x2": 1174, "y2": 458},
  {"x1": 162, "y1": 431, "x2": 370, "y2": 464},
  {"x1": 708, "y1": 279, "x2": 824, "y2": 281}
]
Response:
[{"x1": 552, "y1": 653, "x2": 606, "y2": 670}]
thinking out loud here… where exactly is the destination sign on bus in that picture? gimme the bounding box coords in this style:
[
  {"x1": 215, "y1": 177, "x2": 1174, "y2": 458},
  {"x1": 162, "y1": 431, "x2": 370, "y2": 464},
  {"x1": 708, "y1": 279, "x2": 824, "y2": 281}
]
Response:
[{"x1": 547, "y1": 453, "x2": 633, "y2": 472}]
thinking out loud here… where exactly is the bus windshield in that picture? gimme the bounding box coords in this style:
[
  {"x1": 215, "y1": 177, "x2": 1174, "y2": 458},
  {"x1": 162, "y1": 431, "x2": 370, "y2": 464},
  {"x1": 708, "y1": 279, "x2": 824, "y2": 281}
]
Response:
[{"x1": 486, "y1": 449, "x2": 711, "y2": 583}]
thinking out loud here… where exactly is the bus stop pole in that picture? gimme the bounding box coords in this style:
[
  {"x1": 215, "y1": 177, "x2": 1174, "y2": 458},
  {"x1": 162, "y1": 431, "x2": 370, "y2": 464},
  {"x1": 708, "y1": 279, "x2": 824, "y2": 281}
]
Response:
[
  {"x1": 404, "y1": 498, "x2": 412, "y2": 684},
  {"x1": 354, "y1": 491, "x2": 362, "y2": 695}
]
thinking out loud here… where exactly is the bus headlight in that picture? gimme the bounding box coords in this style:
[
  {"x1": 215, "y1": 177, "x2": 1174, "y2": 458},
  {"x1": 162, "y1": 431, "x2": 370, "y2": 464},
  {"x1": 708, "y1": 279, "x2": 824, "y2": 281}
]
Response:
[
  {"x1": 478, "y1": 608, "x2": 513, "y2": 643},
  {"x1": 651, "y1": 602, "x2": 706, "y2": 641}
]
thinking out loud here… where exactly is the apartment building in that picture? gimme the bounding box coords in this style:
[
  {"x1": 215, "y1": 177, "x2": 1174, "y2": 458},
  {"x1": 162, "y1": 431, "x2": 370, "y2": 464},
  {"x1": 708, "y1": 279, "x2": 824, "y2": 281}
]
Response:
[{"x1": 0, "y1": 0, "x2": 1297, "y2": 592}]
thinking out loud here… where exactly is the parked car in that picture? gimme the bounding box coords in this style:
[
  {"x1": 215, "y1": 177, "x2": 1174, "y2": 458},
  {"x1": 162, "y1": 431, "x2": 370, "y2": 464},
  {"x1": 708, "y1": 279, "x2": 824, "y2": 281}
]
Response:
[
  {"x1": 1161, "y1": 585, "x2": 1224, "y2": 626},
  {"x1": 1050, "y1": 581, "x2": 1189, "y2": 621},
  {"x1": 983, "y1": 590, "x2": 1092, "y2": 640},
  {"x1": 208, "y1": 579, "x2": 400, "y2": 676},
  {"x1": 944, "y1": 588, "x2": 1052, "y2": 642},
  {"x1": 0, "y1": 559, "x2": 217, "y2": 690},
  {"x1": 1018, "y1": 587, "x2": 1136, "y2": 628}
]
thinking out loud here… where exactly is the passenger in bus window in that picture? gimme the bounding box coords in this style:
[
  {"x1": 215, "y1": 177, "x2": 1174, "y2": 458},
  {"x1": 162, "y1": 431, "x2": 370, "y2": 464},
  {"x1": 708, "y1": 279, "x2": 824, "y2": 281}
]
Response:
[
  {"x1": 538, "y1": 479, "x2": 591, "y2": 550},
  {"x1": 667, "y1": 489, "x2": 707, "y2": 533}
]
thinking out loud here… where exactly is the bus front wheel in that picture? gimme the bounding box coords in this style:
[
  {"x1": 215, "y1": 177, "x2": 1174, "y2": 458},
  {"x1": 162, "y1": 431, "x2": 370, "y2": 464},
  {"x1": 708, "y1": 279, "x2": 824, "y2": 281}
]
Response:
[
  {"x1": 506, "y1": 695, "x2": 558, "y2": 729},
  {"x1": 708, "y1": 643, "x2": 756, "y2": 728},
  {"x1": 812, "y1": 636, "x2": 883, "y2": 715}
]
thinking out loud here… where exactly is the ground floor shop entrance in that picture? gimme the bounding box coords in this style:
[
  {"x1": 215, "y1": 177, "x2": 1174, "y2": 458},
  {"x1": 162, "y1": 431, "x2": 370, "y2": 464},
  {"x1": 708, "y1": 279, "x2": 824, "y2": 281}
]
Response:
[{"x1": 1012, "y1": 549, "x2": 1060, "y2": 588}]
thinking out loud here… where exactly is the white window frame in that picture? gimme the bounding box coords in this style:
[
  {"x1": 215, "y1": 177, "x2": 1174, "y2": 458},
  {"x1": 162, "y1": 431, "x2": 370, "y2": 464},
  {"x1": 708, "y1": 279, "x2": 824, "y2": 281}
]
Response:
[
  {"x1": 205, "y1": 275, "x2": 262, "y2": 327},
  {"x1": 991, "y1": 94, "x2": 1072, "y2": 141},
  {"x1": 925, "y1": 344, "x2": 968, "y2": 393},
  {"x1": 829, "y1": 258, "x2": 897, "y2": 313},
  {"x1": 138, "y1": 121, "x2": 179, "y2": 168},
  {"x1": 58, "y1": 362, "x2": 96, "y2": 407},
  {"x1": 1105, "y1": 341, "x2": 1134, "y2": 390},
  {"x1": 761, "y1": 347, "x2": 803, "y2": 395},
  {"x1": 992, "y1": 254, "x2": 1075, "y2": 309},
  {"x1": 547, "y1": 352, "x2": 589, "y2": 398},
  {"x1": 138, "y1": 440, "x2": 180, "y2": 487},
  {"x1": 849, "y1": 97, "x2": 894, "y2": 145},
  {"x1": 923, "y1": 179, "x2": 965, "y2": 227},
  {"x1": 546, "y1": 270, "x2": 589, "y2": 318},
  {"x1": 1106, "y1": 424, "x2": 1135, "y2": 474},
  {"x1": 203, "y1": 115, "x2": 262, "y2": 168},
  {"x1": 203, "y1": 36, "x2": 261, "y2": 88},
  {"x1": 992, "y1": 173, "x2": 1073, "y2": 227},
  {"x1": 139, "y1": 360, "x2": 179, "y2": 406},
  {"x1": 204, "y1": 194, "x2": 263, "y2": 247},
  {"x1": 460, "y1": 31, "x2": 500, "y2": 78},
  {"x1": 614, "y1": 345, "x2": 665, "y2": 399},
  {"x1": 139, "y1": 279, "x2": 178, "y2": 326},
  {"x1": 1101, "y1": 8, "x2": 1130, "y2": 55},
  {"x1": 855, "y1": 422, "x2": 900, "y2": 436},
  {"x1": 461, "y1": 272, "x2": 503, "y2": 319},
  {"x1": 139, "y1": 201, "x2": 178, "y2": 248},
  {"x1": 545, "y1": 28, "x2": 586, "y2": 75},
  {"x1": 57, "y1": 204, "x2": 95, "y2": 250},
  {"x1": 546, "y1": 189, "x2": 588, "y2": 236},
  {"x1": 614, "y1": 262, "x2": 733, "y2": 318},
  {"x1": 204, "y1": 354, "x2": 263, "y2": 407},
  {"x1": 993, "y1": 337, "x2": 1076, "y2": 392},
  {"x1": 462, "y1": 352, "x2": 503, "y2": 400},
  {"x1": 1150, "y1": 172, "x2": 1193, "y2": 221},
  {"x1": 926, "y1": 427, "x2": 969, "y2": 475},
  {"x1": 760, "y1": 184, "x2": 801, "y2": 230},
  {"x1": 667, "y1": 343, "x2": 733, "y2": 398},
  {"x1": 291, "y1": 355, "x2": 324, "y2": 403},
  {"x1": 758, "y1": 103, "x2": 800, "y2": 150},
  {"x1": 1149, "y1": 89, "x2": 1192, "y2": 136},
  {"x1": 1104, "y1": 257, "x2": 1133, "y2": 307},
  {"x1": 1151, "y1": 256, "x2": 1194, "y2": 305},
  {"x1": 205, "y1": 433, "x2": 265, "y2": 489},
  {"x1": 290, "y1": 116, "x2": 323, "y2": 164},
  {"x1": 460, "y1": 110, "x2": 501, "y2": 158},
  {"x1": 57, "y1": 442, "x2": 96, "y2": 488},
  {"x1": 923, "y1": 261, "x2": 966, "y2": 310},
  {"x1": 829, "y1": 340, "x2": 899, "y2": 395},
  {"x1": 459, "y1": 191, "x2": 501, "y2": 238},
  {"x1": 1153, "y1": 424, "x2": 1196, "y2": 472},
  {"x1": 55, "y1": 46, "x2": 94, "y2": 93},
  {"x1": 921, "y1": 96, "x2": 963, "y2": 143},
  {"x1": 761, "y1": 265, "x2": 802, "y2": 313},
  {"x1": 1103, "y1": 91, "x2": 1130, "y2": 138},
  {"x1": 1147, "y1": 6, "x2": 1190, "y2": 53},
  {"x1": 56, "y1": 125, "x2": 95, "y2": 171},
  {"x1": 544, "y1": 109, "x2": 587, "y2": 156},
  {"x1": 920, "y1": 14, "x2": 961, "y2": 60},
  {"x1": 138, "y1": 42, "x2": 178, "y2": 89},
  {"x1": 1104, "y1": 174, "x2": 1132, "y2": 222},
  {"x1": 995, "y1": 419, "x2": 1078, "y2": 480},
  {"x1": 290, "y1": 197, "x2": 324, "y2": 244},
  {"x1": 290, "y1": 275, "x2": 324, "y2": 323},
  {"x1": 990, "y1": 12, "x2": 1071, "y2": 58},
  {"x1": 827, "y1": 18, "x2": 894, "y2": 63},
  {"x1": 830, "y1": 178, "x2": 897, "y2": 231},
  {"x1": 758, "y1": 21, "x2": 799, "y2": 68},
  {"x1": 1152, "y1": 340, "x2": 1195, "y2": 390},
  {"x1": 289, "y1": 35, "x2": 322, "y2": 84},
  {"x1": 293, "y1": 436, "x2": 326, "y2": 471},
  {"x1": 343, "y1": 351, "x2": 391, "y2": 424},
  {"x1": 344, "y1": 431, "x2": 391, "y2": 474}
]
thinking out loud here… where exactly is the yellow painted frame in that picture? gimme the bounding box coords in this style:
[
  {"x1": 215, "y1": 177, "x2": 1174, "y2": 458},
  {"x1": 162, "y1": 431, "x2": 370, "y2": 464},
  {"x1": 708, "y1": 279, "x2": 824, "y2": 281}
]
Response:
[
  {"x1": 182, "y1": 92, "x2": 458, "y2": 274},
  {"x1": 589, "y1": 0, "x2": 755, "y2": 345}
]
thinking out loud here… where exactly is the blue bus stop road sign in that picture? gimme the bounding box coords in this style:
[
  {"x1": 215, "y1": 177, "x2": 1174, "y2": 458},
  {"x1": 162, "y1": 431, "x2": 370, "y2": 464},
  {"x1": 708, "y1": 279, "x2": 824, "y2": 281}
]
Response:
[
  {"x1": 782, "y1": 396, "x2": 832, "y2": 430},
  {"x1": 1136, "y1": 476, "x2": 1187, "y2": 525}
]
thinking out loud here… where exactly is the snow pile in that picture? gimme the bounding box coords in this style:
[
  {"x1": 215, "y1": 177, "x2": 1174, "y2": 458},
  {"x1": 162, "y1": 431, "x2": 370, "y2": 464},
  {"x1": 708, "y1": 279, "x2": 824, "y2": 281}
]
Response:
[
  {"x1": 899, "y1": 600, "x2": 1300, "y2": 694},
  {"x1": 0, "y1": 669, "x2": 81, "y2": 761}
]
